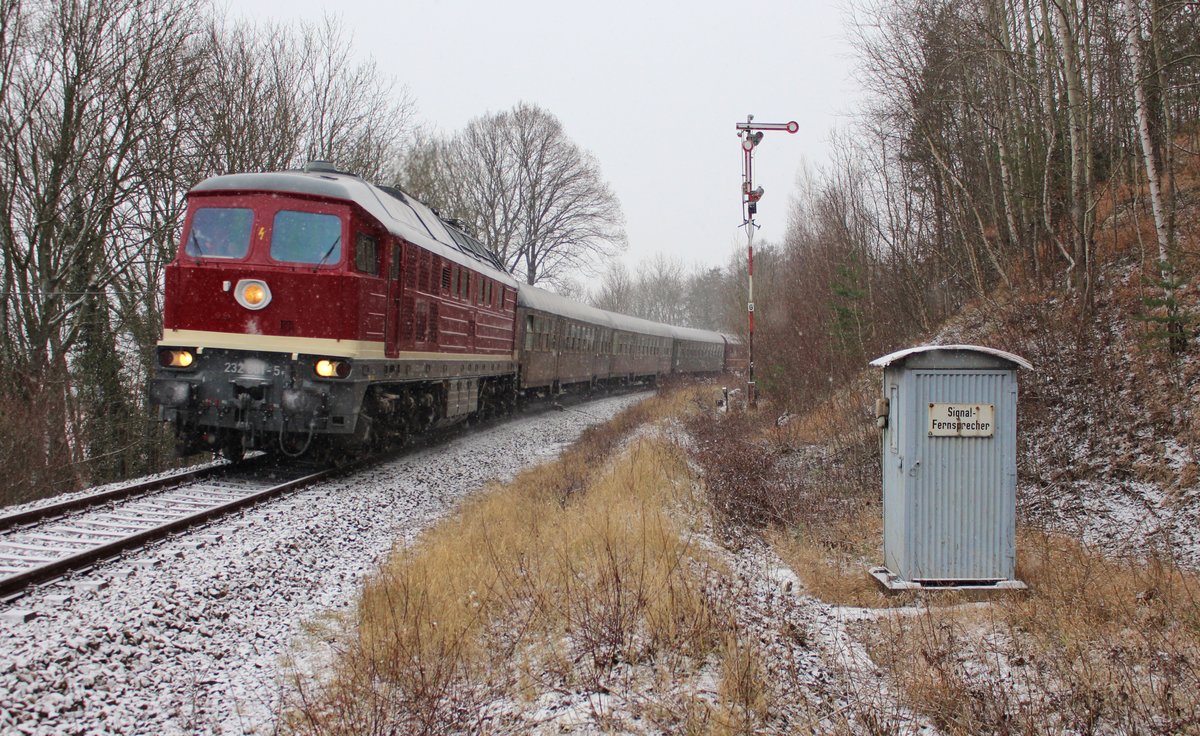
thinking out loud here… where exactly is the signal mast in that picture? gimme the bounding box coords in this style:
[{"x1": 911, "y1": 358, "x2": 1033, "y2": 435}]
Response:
[{"x1": 735, "y1": 114, "x2": 798, "y2": 408}]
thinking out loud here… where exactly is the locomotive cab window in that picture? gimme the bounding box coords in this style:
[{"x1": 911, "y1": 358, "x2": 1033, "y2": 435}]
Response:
[
  {"x1": 186, "y1": 207, "x2": 253, "y2": 259},
  {"x1": 271, "y1": 211, "x2": 343, "y2": 265},
  {"x1": 355, "y1": 233, "x2": 379, "y2": 275}
]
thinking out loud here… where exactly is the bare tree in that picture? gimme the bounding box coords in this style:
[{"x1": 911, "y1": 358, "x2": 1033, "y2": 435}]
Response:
[
  {"x1": 191, "y1": 19, "x2": 306, "y2": 175},
  {"x1": 295, "y1": 16, "x2": 415, "y2": 180},
  {"x1": 630, "y1": 253, "x2": 687, "y2": 325},
  {"x1": 591, "y1": 260, "x2": 634, "y2": 313},
  {"x1": 0, "y1": 0, "x2": 204, "y2": 499},
  {"x1": 0, "y1": 1, "x2": 420, "y2": 502},
  {"x1": 424, "y1": 103, "x2": 625, "y2": 286},
  {"x1": 588, "y1": 255, "x2": 738, "y2": 331}
]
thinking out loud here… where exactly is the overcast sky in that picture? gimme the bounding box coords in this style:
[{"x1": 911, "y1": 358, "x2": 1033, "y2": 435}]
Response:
[{"x1": 228, "y1": 0, "x2": 862, "y2": 277}]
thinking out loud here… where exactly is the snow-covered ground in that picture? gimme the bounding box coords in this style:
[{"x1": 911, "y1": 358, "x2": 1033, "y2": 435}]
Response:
[{"x1": 0, "y1": 394, "x2": 649, "y2": 735}]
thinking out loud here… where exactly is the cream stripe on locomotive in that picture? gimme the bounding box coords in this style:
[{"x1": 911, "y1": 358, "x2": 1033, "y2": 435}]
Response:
[{"x1": 159, "y1": 328, "x2": 515, "y2": 362}]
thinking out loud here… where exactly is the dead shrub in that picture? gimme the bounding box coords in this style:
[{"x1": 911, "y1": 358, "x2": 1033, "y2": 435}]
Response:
[
  {"x1": 685, "y1": 382, "x2": 885, "y2": 606},
  {"x1": 283, "y1": 387, "x2": 767, "y2": 734},
  {"x1": 713, "y1": 634, "x2": 770, "y2": 734},
  {"x1": 864, "y1": 531, "x2": 1200, "y2": 734}
]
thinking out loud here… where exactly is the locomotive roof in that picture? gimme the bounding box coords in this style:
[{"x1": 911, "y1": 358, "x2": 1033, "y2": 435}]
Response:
[
  {"x1": 517, "y1": 285, "x2": 726, "y2": 343},
  {"x1": 191, "y1": 170, "x2": 518, "y2": 287}
]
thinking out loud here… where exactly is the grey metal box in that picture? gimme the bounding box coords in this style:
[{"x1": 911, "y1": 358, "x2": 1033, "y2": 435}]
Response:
[{"x1": 871, "y1": 345, "x2": 1032, "y2": 583}]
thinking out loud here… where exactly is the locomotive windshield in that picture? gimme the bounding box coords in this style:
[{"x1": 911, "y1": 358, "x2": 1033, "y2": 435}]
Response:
[
  {"x1": 185, "y1": 208, "x2": 253, "y2": 259},
  {"x1": 271, "y1": 210, "x2": 343, "y2": 265}
]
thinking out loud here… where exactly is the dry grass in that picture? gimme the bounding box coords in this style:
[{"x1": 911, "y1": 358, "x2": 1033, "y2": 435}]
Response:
[
  {"x1": 767, "y1": 517, "x2": 887, "y2": 608},
  {"x1": 282, "y1": 384, "x2": 779, "y2": 734},
  {"x1": 686, "y1": 378, "x2": 889, "y2": 608},
  {"x1": 858, "y1": 531, "x2": 1200, "y2": 734},
  {"x1": 712, "y1": 635, "x2": 769, "y2": 734}
]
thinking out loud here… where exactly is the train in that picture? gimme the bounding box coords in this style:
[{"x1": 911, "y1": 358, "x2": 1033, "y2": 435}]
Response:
[{"x1": 150, "y1": 161, "x2": 744, "y2": 459}]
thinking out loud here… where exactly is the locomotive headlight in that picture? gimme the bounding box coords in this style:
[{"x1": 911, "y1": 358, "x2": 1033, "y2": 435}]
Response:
[
  {"x1": 315, "y1": 359, "x2": 350, "y2": 378},
  {"x1": 159, "y1": 349, "x2": 195, "y2": 368},
  {"x1": 234, "y1": 279, "x2": 272, "y2": 310}
]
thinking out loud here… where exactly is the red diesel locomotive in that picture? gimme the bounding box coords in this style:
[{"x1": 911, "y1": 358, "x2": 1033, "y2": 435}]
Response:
[{"x1": 151, "y1": 163, "x2": 740, "y2": 458}]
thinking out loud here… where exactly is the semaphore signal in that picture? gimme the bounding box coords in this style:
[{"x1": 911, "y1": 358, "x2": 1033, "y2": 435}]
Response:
[{"x1": 736, "y1": 114, "x2": 797, "y2": 408}]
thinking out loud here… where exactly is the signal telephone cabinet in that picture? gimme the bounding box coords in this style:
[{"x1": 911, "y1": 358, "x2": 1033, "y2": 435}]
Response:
[{"x1": 869, "y1": 345, "x2": 1032, "y2": 591}]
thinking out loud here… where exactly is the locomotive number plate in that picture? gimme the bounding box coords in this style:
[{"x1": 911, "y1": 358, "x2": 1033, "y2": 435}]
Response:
[{"x1": 223, "y1": 361, "x2": 286, "y2": 377}]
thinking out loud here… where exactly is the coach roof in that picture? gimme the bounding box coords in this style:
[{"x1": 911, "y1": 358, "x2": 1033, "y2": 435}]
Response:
[{"x1": 517, "y1": 285, "x2": 677, "y2": 338}]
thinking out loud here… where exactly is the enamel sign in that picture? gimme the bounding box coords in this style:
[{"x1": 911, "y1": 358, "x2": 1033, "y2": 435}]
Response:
[{"x1": 928, "y1": 403, "x2": 994, "y2": 437}]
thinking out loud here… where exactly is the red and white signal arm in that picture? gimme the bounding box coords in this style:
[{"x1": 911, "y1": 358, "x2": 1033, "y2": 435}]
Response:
[{"x1": 736, "y1": 120, "x2": 800, "y2": 134}]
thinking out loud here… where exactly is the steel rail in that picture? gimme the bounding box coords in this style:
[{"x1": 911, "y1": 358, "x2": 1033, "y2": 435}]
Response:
[
  {"x1": 0, "y1": 465, "x2": 332, "y2": 598},
  {"x1": 0, "y1": 462, "x2": 251, "y2": 533}
]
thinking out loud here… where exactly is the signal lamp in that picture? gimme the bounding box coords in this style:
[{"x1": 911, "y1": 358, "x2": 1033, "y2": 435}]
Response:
[
  {"x1": 234, "y1": 279, "x2": 272, "y2": 310},
  {"x1": 159, "y1": 349, "x2": 195, "y2": 368},
  {"x1": 315, "y1": 359, "x2": 350, "y2": 378}
]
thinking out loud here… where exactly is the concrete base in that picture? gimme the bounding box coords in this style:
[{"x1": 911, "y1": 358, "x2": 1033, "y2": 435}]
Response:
[{"x1": 869, "y1": 566, "x2": 1028, "y2": 594}]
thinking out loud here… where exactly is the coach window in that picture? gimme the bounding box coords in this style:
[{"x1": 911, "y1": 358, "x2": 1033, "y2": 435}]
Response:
[
  {"x1": 186, "y1": 207, "x2": 253, "y2": 259},
  {"x1": 355, "y1": 233, "x2": 379, "y2": 275}
]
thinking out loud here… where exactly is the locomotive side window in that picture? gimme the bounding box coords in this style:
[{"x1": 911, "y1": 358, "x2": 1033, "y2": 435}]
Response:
[
  {"x1": 186, "y1": 207, "x2": 253, "y2": 259},
  {"x1": 271, "y1": 211, "x2": 342, "y2": 265},
  {"x1": 390, "y1": 243, "x2": 401, "y2": 279},
  {"x1": 355, "y1": 233, "x2": 378, "y2": 275}
]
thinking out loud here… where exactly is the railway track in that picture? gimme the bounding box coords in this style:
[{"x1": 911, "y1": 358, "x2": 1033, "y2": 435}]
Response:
[
  {"x1": 0, "y1": 387, "x2": 651, "y2": 603},
  {"x1": 0, "y1": 458, "x2": 334, "y2": 599}
]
